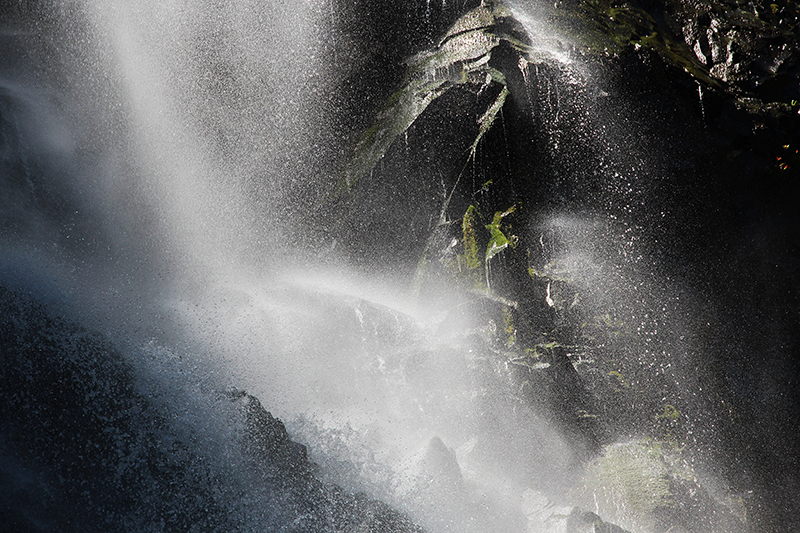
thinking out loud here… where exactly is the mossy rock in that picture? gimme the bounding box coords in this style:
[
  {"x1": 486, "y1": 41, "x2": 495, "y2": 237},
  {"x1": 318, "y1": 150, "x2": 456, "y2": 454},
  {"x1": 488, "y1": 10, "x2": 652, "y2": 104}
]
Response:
[{"x1": 576, "y1": 439, "x2": 748, "y2": 533}]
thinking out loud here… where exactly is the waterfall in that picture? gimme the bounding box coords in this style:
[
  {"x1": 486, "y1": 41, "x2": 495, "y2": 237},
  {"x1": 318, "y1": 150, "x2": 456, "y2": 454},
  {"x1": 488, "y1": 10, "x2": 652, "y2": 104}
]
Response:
[{"x1": 2, "y1": 1, "x2": 799, "y2": 532}]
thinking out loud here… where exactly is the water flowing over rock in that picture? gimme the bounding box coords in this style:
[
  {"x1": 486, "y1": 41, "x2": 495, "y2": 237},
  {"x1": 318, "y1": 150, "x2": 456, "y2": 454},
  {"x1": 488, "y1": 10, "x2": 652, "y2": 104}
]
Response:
[
  {"x1": 0, "y1": 285, "x2": 424, "y2": 533},
  {"x1": 2, "y1": 0, "x2": 799, "y2": 532},
  {"x1": 317, "y1": 1, "x2": 798, "y2": 531}
]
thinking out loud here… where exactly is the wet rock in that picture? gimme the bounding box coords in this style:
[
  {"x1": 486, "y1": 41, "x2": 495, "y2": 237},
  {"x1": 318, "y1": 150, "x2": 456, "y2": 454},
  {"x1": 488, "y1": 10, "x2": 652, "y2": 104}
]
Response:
[
  {"x1": 566, "y1": 508, "x2": 632, "y2": 533},
  {"x1": 0, "y1": 284, "x2": 425, "y2": 533},
  {"x1": 575, "y1": 440, "x2": 748, "y2": 533},
  {"x1": 227, "y1": 389, "x2": 311, "y2": 474},
  {"x1": 0, "y1": 285, "x2": 233, "y2": 532},
  {"x1": 522, "y1": 489, "x2": 632, "y2": 533},
  {"x1": 668, "y1": 0, "x2": 800, "y2": 100},
  {"x1": 332, "y1": 3, "x2": 797, "y2": 530},
  {"x1": 396, "y1": 436, "x2": 529, "y2": 533}
]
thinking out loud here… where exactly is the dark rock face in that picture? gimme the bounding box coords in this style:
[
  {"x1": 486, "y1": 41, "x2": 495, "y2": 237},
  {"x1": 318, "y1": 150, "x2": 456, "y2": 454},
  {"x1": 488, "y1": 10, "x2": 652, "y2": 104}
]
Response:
[
  {"x1": 672, "y1": 0, "x2": 799, "y2": 96},
  {"x1": 315, "y1": 1, "x2": 799, "y2": 531},
  {"x1": 566, "y1": 508, "x2": 630, "y2": 533},
  {"x1": 0, "y1": 285, "x2": 424, "y2": 533}
]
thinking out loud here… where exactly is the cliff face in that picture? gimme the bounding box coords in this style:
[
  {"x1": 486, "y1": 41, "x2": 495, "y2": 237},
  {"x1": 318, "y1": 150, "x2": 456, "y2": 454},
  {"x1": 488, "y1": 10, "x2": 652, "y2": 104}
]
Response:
[{"x1": 316, "y1": 1, "x2": 799, "y2": 531}]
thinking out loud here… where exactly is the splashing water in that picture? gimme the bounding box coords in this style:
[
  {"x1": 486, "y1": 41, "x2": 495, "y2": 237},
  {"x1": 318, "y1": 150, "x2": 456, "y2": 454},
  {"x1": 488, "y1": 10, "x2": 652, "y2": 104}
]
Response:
[{"x1": 2, "y1": 1, "x2": 796, "y2": 532}]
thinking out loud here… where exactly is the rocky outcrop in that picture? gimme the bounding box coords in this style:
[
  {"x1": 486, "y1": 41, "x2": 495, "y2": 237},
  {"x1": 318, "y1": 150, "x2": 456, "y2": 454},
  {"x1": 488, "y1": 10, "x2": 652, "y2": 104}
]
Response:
[
  {"x1": 319, "y1": 1, "x2": 799, "y2": 531},
  {"x1": 575, "y1": 440, "x2": 748, "y2": 532},
  {"x1": 0, "y1": 284, "x2": 424, "y2": 533}
]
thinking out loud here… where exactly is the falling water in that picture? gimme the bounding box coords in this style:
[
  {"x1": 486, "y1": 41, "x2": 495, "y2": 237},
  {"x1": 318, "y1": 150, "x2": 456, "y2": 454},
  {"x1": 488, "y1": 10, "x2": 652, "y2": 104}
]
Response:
[{"x1": 2, "y1": 1, "x2": 798, "y2": 532}]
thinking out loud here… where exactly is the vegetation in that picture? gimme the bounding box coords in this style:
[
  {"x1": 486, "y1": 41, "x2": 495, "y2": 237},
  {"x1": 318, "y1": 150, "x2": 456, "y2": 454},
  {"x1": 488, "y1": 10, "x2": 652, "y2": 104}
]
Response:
[{"x1": 328, "y1": 0, "x2": 799, "y2": 529}]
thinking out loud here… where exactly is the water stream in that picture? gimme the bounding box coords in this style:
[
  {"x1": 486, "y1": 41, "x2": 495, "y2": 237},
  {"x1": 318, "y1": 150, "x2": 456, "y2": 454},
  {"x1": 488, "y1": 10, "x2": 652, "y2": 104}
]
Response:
[{"x1": 2, "y1": 1, "x2": 797, "y2": 532}]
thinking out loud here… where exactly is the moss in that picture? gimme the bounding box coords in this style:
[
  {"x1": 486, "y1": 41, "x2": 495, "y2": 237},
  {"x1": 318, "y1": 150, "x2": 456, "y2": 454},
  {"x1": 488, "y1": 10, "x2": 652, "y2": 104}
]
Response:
[
  {"x1": 608, "y1": 370, "x2": 630, "y2": 389},
  {"x1": 509, "y1": 342, "x2": 563, "y2": 368},
  {"x1": 657, "y1": 404, "x2": 680, "y2": 421},
  {"x1": 578, "y1": 439, "x2": 748, "y2": 532},
  {"x1": 528, "y1": 259, "x2": 576, "y2": 285},
  {"x1": 550, "y1": 0, "x2": 723, "y2": 89},
  {"x1": 578, "y1": 440, "x2": 679, "y2": 531},
  {"x1": 655, "y1": 404, "x2": 685, "y2": 445},
  {"x1": 484, "y1": 204, "x2": 518, "y2": 262},
  {"x1": 462, "y1": 205, "x2": 483, "y2": 271},
  {"x1": 581, "y1": 313, "x2": 628, "y2": 343}
]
